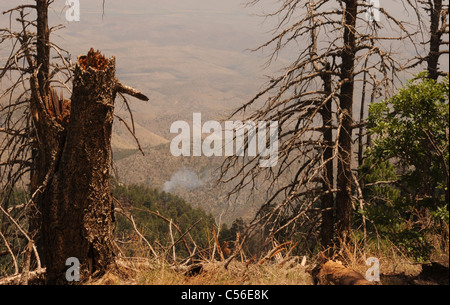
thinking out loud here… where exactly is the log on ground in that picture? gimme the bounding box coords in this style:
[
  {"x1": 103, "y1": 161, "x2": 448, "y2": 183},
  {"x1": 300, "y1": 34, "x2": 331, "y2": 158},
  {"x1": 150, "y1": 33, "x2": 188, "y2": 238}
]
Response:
[{"x1": 318, "y1": 260, "x2": 371, "y2": 285}]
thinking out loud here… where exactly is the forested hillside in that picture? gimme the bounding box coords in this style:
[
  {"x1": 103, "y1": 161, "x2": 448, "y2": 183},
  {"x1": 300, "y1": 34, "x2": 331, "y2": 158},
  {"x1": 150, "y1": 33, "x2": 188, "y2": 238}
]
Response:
[{"x1": 112, "y1": 183, "x2": 216, "y2": 259}]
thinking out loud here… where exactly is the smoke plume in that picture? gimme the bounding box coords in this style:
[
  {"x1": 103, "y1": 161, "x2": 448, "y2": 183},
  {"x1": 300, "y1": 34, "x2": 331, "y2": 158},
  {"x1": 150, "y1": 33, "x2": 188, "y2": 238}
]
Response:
[{"x1": 163, "y1": 168, "x2": 205, "y2": 193}]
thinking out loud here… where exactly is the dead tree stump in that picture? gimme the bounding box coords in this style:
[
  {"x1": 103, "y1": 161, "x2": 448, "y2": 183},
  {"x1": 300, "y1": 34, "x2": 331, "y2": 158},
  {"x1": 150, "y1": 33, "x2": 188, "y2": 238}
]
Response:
[{"x1": 42, "y1": 49, "x2": 122, "y2": 283}]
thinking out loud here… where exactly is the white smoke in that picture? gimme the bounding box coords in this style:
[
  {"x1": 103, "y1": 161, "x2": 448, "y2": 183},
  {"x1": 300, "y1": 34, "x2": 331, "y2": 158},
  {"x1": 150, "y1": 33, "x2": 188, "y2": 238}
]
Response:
[{"x1": 163, "y1": 168, "x2": 205, "y2": 193}]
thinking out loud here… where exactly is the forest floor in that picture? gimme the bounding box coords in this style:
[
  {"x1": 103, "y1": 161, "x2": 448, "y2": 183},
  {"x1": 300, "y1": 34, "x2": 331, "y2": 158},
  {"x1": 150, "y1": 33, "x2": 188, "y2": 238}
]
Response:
[
  {"x1": 379, "y1": 255, "x2": 449, "y2": 285},
  {"x1": 88, "y1": 254, "x2": 449, "y2": 286}
]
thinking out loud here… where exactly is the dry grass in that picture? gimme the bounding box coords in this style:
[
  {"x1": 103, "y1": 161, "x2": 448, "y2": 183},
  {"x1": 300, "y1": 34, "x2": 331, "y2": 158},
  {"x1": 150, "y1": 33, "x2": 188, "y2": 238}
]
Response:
[
  {"x1": 85, "y1": 237, "x2": 448, "y2": 286},
  {"x1": 333, "y1": 232, "x2": 449, "y2": 285},
  {"x1": 180, "y1": 261, "x2": 313, "y2": 285},
  {"x1": 85, "y1": 228, "x2": 448, "y2": 285},
  {"x1": 86, "y1": 258, "x2": 313, "y2": 285},
  {"x1": 338, "y1": 237, "x2": 422, "y2": 277}
]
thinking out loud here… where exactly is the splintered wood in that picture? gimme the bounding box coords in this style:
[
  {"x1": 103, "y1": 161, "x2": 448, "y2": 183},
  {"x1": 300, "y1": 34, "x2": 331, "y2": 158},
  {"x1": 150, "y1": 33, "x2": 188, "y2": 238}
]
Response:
[
  {"x1": 79, "y1": 48, "x2": 108, "y2": 71},
  {"x1": 44, "y1": 48, "x2": 109, "y2": 126},
  {"x1": 46, "y1": 86, "x2": 71, "y2": 126}
]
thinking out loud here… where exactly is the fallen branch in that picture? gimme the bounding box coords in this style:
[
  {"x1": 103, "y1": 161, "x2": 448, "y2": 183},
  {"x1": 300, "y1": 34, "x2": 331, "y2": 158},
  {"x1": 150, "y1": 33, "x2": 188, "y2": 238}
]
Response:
[
  {"x1": 259, "y1": 242, "x2": 291, "y2": 265},
  {"x1": 0, "y1": 268, "x2": 46, "y2": 285},
  {"x1": 115, "y1": 257, "x2": 155, "y2": 272},
  {"x1": 246, "y1": 255, "x2": 257, "y2": 268},
  {"x1": 318, "y1": 260, "x2": 371, "y2": 285},
  {"x1": 278, "y1": 242, "x2": 299, "y2": 267}
]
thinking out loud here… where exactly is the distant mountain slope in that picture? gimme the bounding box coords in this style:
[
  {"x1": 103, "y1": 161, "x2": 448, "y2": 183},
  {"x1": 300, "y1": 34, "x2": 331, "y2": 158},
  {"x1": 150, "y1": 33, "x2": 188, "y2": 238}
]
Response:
[
  {"x1": 112, "y1": 117, "x2": 169, "y2": 150},
  {"x1": 113, "y1": 143, "x2": 265, "y2": 225}
]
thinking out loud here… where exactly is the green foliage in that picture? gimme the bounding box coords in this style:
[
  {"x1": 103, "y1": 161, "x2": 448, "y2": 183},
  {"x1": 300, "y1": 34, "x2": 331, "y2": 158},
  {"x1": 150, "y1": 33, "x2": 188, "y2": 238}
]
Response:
[
  {"x1": 112, "y1": 184, "x2": 216, "y2": 258},
  {"x1": 362, "y1": 73, "x2": 449, "y2": 261},
  {"x1": 432, "y1": 205, "x2": 450, "y2": 223},
  {"x1": 393, "y1": 229, "x2": 434, "y2": 263},
  {"x1": 367, "y1": 73, "x2": 449, "y2": 206}
]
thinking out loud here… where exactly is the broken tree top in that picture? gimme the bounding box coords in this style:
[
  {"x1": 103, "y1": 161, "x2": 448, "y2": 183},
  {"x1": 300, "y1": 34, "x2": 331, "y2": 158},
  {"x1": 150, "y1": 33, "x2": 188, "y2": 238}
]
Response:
[
  {"x1": 79, "y1": 48, "x2": 108, "y2": 71},
  {"x1": 76, "y1": 47, "x2": 149, "y2": 102}
]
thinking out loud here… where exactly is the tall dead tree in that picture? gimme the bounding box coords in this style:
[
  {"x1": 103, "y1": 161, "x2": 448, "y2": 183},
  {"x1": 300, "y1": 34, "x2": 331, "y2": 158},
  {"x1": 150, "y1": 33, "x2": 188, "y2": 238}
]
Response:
[
  {"x1": 336, "y1": 0, "x2": 358, "y2": 242},
  {"x1": 1, "y1": 2, "x2": 148, "y2": 283},
  {"x1": 220, "y1": 0, "x2": 417, "y2": 253},
  {"x1": 29, "y1": 0, "x2": 62, "y2": 262},
  {"x1": 425, "y1": 0, "x2": 449, "y2": 80},
  {"x1": 407, "y1": 0, "x2": 449, "y2": 79}
]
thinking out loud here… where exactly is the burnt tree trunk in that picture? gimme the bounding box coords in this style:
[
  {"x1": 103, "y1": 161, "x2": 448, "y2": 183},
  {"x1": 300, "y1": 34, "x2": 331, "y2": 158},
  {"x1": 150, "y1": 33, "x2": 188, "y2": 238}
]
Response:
[
  {"x1": 427, "y1": 0, "x2": 444, "y2": 80},
  {"x1": 336, "y1": 0, "x2": 357, "y2": 243},
  {"x1": 29, "y1": 0, "x2": 61, "y2": 264},
  {"x1": 36, "y1": 0, "x2": 50, "y2": 97},
  {"x1": 42, "y1": 50, "x2": 118, "y2": 284}
]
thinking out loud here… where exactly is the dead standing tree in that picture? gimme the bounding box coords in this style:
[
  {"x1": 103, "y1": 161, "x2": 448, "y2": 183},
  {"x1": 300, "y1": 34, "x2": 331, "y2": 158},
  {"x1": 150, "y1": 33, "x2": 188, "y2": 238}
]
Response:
[
  {"x1": 407, "y1": 0, "x2": 449, "y2": 80},
  {"x1": 1, "y1": 1, "x2": 148, "y2": 283},
  {"x1": 220, "y1": 0, "x2": 417, "y2": 254}
]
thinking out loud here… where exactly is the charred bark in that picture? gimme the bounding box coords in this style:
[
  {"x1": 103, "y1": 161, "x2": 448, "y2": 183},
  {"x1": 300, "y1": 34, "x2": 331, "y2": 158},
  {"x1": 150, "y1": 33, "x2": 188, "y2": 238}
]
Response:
[
  {"x1": 36, "y1": 0, "x2": 50, "y2": 97},
  {"x1": 42, "y1": 50, "x2": 119, "y2": 284},
  {"x1": 29, "y1": 0, "x2": 61, "y2": 264},
  {"x1": 427, "y1": 0, "x2": 444, "y2": 80},
  {"x1": 336, "y1": 0, "x2": 357, "y2": 243}
]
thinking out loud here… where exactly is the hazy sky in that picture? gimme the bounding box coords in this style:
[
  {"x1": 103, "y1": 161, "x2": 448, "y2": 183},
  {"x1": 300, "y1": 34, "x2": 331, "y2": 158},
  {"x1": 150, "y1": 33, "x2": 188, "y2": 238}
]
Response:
[
  {"x1": 1, "y1": 0, "x2": 447, "y2": 120},
  {"x1": 50, "y1": 0, "x2": 268, "y2": 54},
  {"x1": 1, "y1": 0, "x2": 275, "y2": 117}
]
